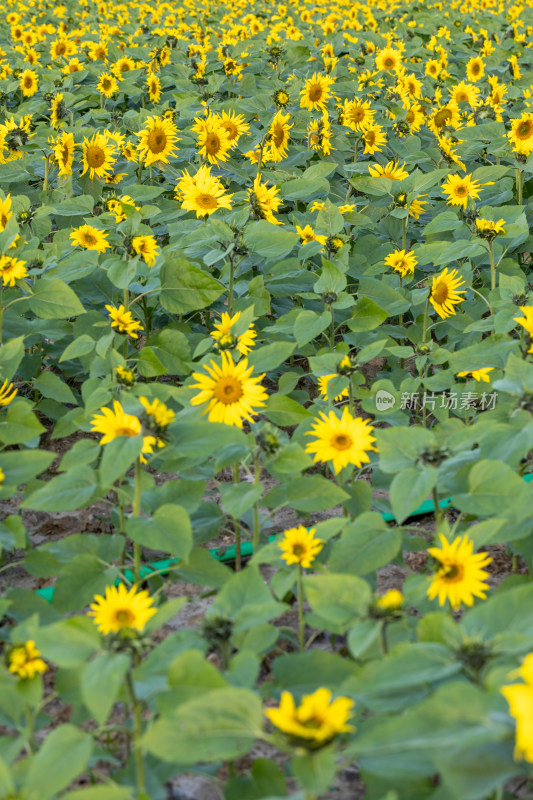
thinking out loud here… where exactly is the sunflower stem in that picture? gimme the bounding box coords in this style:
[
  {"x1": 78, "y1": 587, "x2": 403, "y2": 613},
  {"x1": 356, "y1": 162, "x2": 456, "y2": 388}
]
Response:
[
  {"x1": 0, "y1": 286, "x2": 3, "y2": 346},
  {"x1": 24, "y1": 703, "x2": 34, "y2": 755},
  {"x1": 297, "y1": 565, "x2": 305, "y2": 652},
  {"x1": 43, "y1": 155, "x2": 49, "y2": 192},
  {"x1": 401, "y1": 216, "x2": 406, "y2": 252},
  {"x1": 421, "y1": 295, "x2": 430, "y2": 345},
  {"x1": 380, "y1": 621, "x2": 389, "y2": 655},
  {"x1": 232, "y1": 463, "x2": 242, "y2": 571},
  {"x1": 517, "y1": 168, "x2": 523, "y2": 205},
  {"x1": 328, "y1": 303, "x2": 334, "y2": 348},
  {"x1": 348, "y1": 378, "x2": 354, "y2": 415},
  {"x1": 432, "y1": 486, "x2": 442, "y2": 531},
  {"x1": 488, "y1": 238, "x2": 496, "y2": 294},
  {"x1": 252, "y1": 454, "x2": 261, "y2": 552},
  {"x1": 228, "y1": 252, "x2": 235, "y2": 317},
  {"x1": 133, "y1": 458, "x2": 142, "y2": 585},
  {"x1": 126, "y1": 670, "x2": 146, "y2": 797}
]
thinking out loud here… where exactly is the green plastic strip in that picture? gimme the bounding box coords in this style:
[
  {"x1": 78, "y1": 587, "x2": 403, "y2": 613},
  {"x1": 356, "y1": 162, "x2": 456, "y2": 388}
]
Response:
[{"x1": 34, "y1": 473, "x2": 533, "y2": 603}]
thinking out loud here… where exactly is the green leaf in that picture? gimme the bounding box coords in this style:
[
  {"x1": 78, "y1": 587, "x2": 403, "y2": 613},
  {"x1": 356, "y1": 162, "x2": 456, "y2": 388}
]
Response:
[
  {"x1": 34, "y1": 371, "x2": 77, "y2": 404},
  {"x1": 142, "y1": 688, "x2": 263, "y2": 764},
  {"x1": 375, "y1": 426, "x2": 435, "y2": 473},
  {"x1": 293, "y1": 309, "x2": 331, "y2": 346},
  {"x1": 280, "y1": 177, "x2": 329, "y2": 200},
  {"x1": 99, "y1": 435, "x2": 143, "y2": 487},
  {"x1": 454, "y1": 460, "x2": 531, "y2": 518},
  {"x1": 0, "y1": 399, "x2": 45, "y2": 445},
  {"x1": 33, "y1": 618, "x2": 101, "y2": 668},
  {"x1": 81, "y1": 653, "x2": 130, "y2": 725},
  {"x1": 272, "y1": 651, "x2": 355, "y2": 693},
  {"x1": 243, "y1": 221, "x2": 298, "y2": 259},
  {"x1": 247, "y1": 341, "x2": 295, "y2": 372},
  {"x1": 208, "y1": 565, "x2": 286, "y2": 630},
  {"x1": 220, "y1": 482, "x2": 263, "y2": 518},
  {"x1": 263, "y1": 475, "x2": 349, "y2": 512},
  {"x1": 22, "y1": 465, "x2": 99, "y2": 511},
  {"x1": 329, "y1": 513, "x2": 402, "y2": 576},
  {"x1": 59, "y1": 334, "x2": 95, "y2": 362},
  {"x1": 0, "y1": 336, "x2": 25, "y2": 380},
  {"x1": 163, "y1": 650, "x2": 227, "y2": 706},
  {"x1": 314, "y1": 262, "x2": 347, "y2": 295},
  {"x1": 52, "y1": 554, "x2": 118, "y2": 613},
  {"x1": 303, "y1": 573, "x2": 372, "y2": 633},
  {"x1": 0, "y1": 450, "x2": 55, "y2": 487},
  {"x1": 160, "y1": 257, "x2": 224, "y2": 314},
  {"x1": 263, "y1": 394, "x2": 312, "y2": 426},
  {"x1": 348, "y1": 298, "x2": 389, "y2": 332},
  {"x1": 316, "y1": 201, "x2": 344, "y2": 235},
  {"x1": 23, "y1": 725, "x2": 93, "y2": 800},
  {"x1": 62, "y1": 788, "x2": 133, "y2": 800},
  {"x1": 29, "y1": 278, "x2": 85, "y2": 319},
  {"x1": 390, "y1": 466, "x2": 437, "y2": 523},
  {"x1": 126, "y1": 504, "x2": 192, "y2": 561},
  {"x1": 291, "y1": 747, "x2": 337, "y2": 796}
]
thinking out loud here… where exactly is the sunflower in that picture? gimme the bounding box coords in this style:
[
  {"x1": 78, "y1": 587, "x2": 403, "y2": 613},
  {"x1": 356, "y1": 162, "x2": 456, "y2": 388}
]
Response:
[
  {"x1": 305, "y1": 407, "x2": 377, "y2": 474},
  {"x1": 111, "y1": 56, "x2": 136, "y2": 79},
  {"x1": 63, "y1": 58, "x2": 84, "y2": 75},
  {"x1": 427, "y1": 103, "x2": 460, "y2": 135},
  {"x1": 400, "y1": 72, "x2": 423, "y2": 99},
  {"x1": 376, "y1": 589, "x2": 404, "y2": 612},
  {"x1": 265, "y1": 689, "x2": 354, "y2": 744},
  {"x1": 296, "y1": 224, "x2": 327, "y2": 247},
  {"x1": 300, "y1": 72, "x2": 334, "y2": 111},
  {"x1": 501, "y1": 655, "x2": 533, "y2": 763},
  {"x1": 139, "y1": 396, "x2": 175, "y2": 429},
  {"x1": 211, "y1": 311, "x2": 257, "y2": 356},
  {"x1": 8, "y1": 641, "x2": 47, "y2": 680},
  {"x1": 318, "y1": 374, "x2": 349, "y2": 401},
  {"x1": 81, "y1": 132, "x2": 116, "y2": 180},
  {"x1": 266, "y1": 110, "x2": 292, "y2": 162},
  {"x1": 51, "y1": 131, "x2": 75, "y2": 177},
  {"x1": 368, "y1": 160, "x2": 409, "y2": 180},
  {"x1": 219, "y1": 110, "x2": 249, "y2": 145},
  {"x1": 509, "y1": 55, "x2": 522, "y2": 81},
  {"x1": 429, "y1": 267, "x2": 466, "y2": 319},
  {"x1": 425, "y1": 58, "x2": 442, "y2": 78},
  {"x1": 0, "y1": 255, "x2": 27, "y2": 287},
  {"x1": 404, "y1": 102, "x2": 425, "y2": 134},
  {"x1": 91, "y1": 400, "x2": 141, "y2": 442},
  {"x1": 466, "y1": 56, "x2": 485, "y2": 82},
  {"x1": 449, "y1": 81, "x2": 479, "y2": 107},
  {"x1": 190, "y1": 351, "x2": 267, "y2": 428},
  {"x1": 97, "y1": 72, "x2": 118, "y2": 98},
  {"x1": 274, "y1": 88, "x2": 290, "y2": 107},
  {"x1": 508, "y1": 113, "x2": 533, "y2": 156},
  {"x1": 106, "y1": 304, "x2": 143, "y2": 338},
  {"x1": 88, "y1": 584, "x2": 157, "y2": 635},
  {"x1": 146, "y1": 72, "x2": 161, "y2": 103},
  {"x1": 375, "y1": 45, "x2": 402, "y2": 72},
  {"x1": 0, "y1": 195, "x2": 13, "y2": 230},
  {"x1": 0, "y1": 378, "x2": 17, "y2": 406},
  {"x1": 177, "y1": 164, "x2": 233, "y2": 218},
  {"x1": 70, "y1": 224, "x2": 110, "y2": 253},
  {"x1": 116, "y1": 365, "x2": 135, "y2": 386},
  {"x1": 195, "y1": 116, "x2": 231, "y2": 165},
  {"x1": 408, "y1": 194, "x2": 428, "y2": 219},
  {"x1": 50, "y1": 93, "x2": 67, "y2": 128},
  {"x1": 362, "y1": 123, "x2": 387, "y2": 155},
  {"x1": 514, "y1": 306, "x2": 533, "y2": 343},
  {"x1": 340, "y1": 98, "x2": 375, "y2": 132},
  {"x1": 441, "y1": 172, "x2": 491, "y2": 209},
  {"x1": 278, "y1": 526, "x2": 324, "y2": 568},
  {"x1": 384, "y1": 249, "x2": 417, "y2": 278},
  {"x1": 131, "y1": 235, "x2": 159, "y2": 267},
  {"x1": 50, "y1": 39, "x2": 70, "y2": 59},
  {"x1": 475, "y1": 218, "x2": 505, "y2": 239},
  {"x1": 248, "y1": 175, "x2": 283, "y2": 225},
  {"x1": 427, "y1": 534, "x2": 491, "y2": 611},
  {"x1": 87, "y1": 41, "x2": 108, "y2": 61},
  {"x1": 438, "y1": 135, "x2": 465, "y2": 172},
  {"x1": 307, "y1": 112, "x2": 332, "y2": 156},
  {"x1": 457, "y1": 367, "x2": 494, "y2": 382},
  {"x1": 137, "y1": 115, "x2": 180, "y2": 167}
]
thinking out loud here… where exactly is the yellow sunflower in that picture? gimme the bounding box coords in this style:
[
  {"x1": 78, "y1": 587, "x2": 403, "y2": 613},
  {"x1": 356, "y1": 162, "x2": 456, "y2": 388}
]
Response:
[
  {"x1": 219, "y1": 110, "x2": 249, "y2": 145},
  {"x1": 190, "y1": 351, "x2": 268, "y2": 427},
  {"x1": 427, "y1": 103, "x2": 460, "y2": 135},
  {"x1": 50, "y1": 93, "x2": 67, "y2": 128},
  {"x1": 70, "y1": 224, "x2": 110, "y2": 253},
  {"x1": 19, "y1": 69, "x2": 38, "y2": 97},
  {"x1": 266, "y1": 110, "x2": 292, "y2": 162},
  {"x1": 508, "y1": 113, "x2": 533, "y2": 156},
  {"x1": 211, "y1": 311, "x2": 257, "y2": 356},
  {"x1": 146, "y1": 72, "x2": 161, "y2": 103},
  {"x1": 475, "y1": 218, "x2": 505, "y2": 239},
  {"x1": 111, "y1": 56, "x2": 136, "y2": 79},
  {"x1": 501, "y1": 655, "x2": 533, "y2": 764},
  {"x1": 51, "y1": 130, "x2": 74, "y2": 177},
  {"x1": 429, "y1": 267, "x2": 466, "y2": 319},
  {"x1": 8, "y1": 641, "x2": 47, "y2": 680},
  {"x1": 0, "y1": 255, "x2": 27, "y2": 287},
  {"x1": 137, "y1": 115, "x2": 180, "y2": 167},
  {"x1": 375, "y1": 45, "x2": 402, "y2": 72},
  {"x1": 449, "y1": 81, "x2": 480, "y2": 107},
  {"x1": 195, "y1": 116, "x2": 231, "y2": 165},
  {"x1": 466, "y1": 56, "x2": 485, "y2": 82},
  {"x1": 97, "y1": 72, "x2": 118, "y2": 98},
  {"x1": 441, "y1": 173, "x2": 492, "y2": 209},
  {"x1": 340, "y1": 98, "x2": 375, "y2": 132},
  {"x1": 139, "y1": 396, "x2": 175, "y2": 429},
  {"x1": 427, "y1": 533, "x2": 492, "y2": 610},
  {"x1": 362, "y1": 124, "x2": 387, "y2": 155},
  {"x1": 368, "y1": 160, "x2": 409, "y2": 180},
  {"x1": 384, "y1": 249, "x2": 417, "y2": 278},
  {"x1": 296, "y1": 224, "x2": 327, "y2": 247},
  {"x1": 105, "y1": 304, "x2": 144, "y2": 338},
  {"x1": 305, "y1": 407, "x2": 377, "y2": 474},
  {"x1": 457, "y1": 367, "x2": 494, "y2": 382},
  {"x1": 88, "y1": 583, "x2": 157, "y2": 635},
  {"x1": 248, "y1": 175, "x2": 283, "y2": 225},
  {"x1": 176, "y1": 164, "x2": 233, "y2": 218},
  {"x1": 266, "y1": 688, "x2": 354, "y2": 744},
  {"x1": 278, "y1": 526, "x2": 324, "y2": 568},
  {"x1": 318, "y1": 374, "x2": 349, "y2": 401},
  {"x1": 81, "y1": 132, "x2": 116, "y2": 180},
  {"x1": 132, "y1": 234, "x2": 159, "y2": 267},
  {"x1": 300, "y1": 72, "x2": 334, "y2": 111}
]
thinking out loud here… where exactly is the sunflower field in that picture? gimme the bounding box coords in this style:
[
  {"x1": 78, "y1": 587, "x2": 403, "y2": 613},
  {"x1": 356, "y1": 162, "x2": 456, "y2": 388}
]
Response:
[{"x1": 5, "y1": 0, "x2": 533, "y2": 798}]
